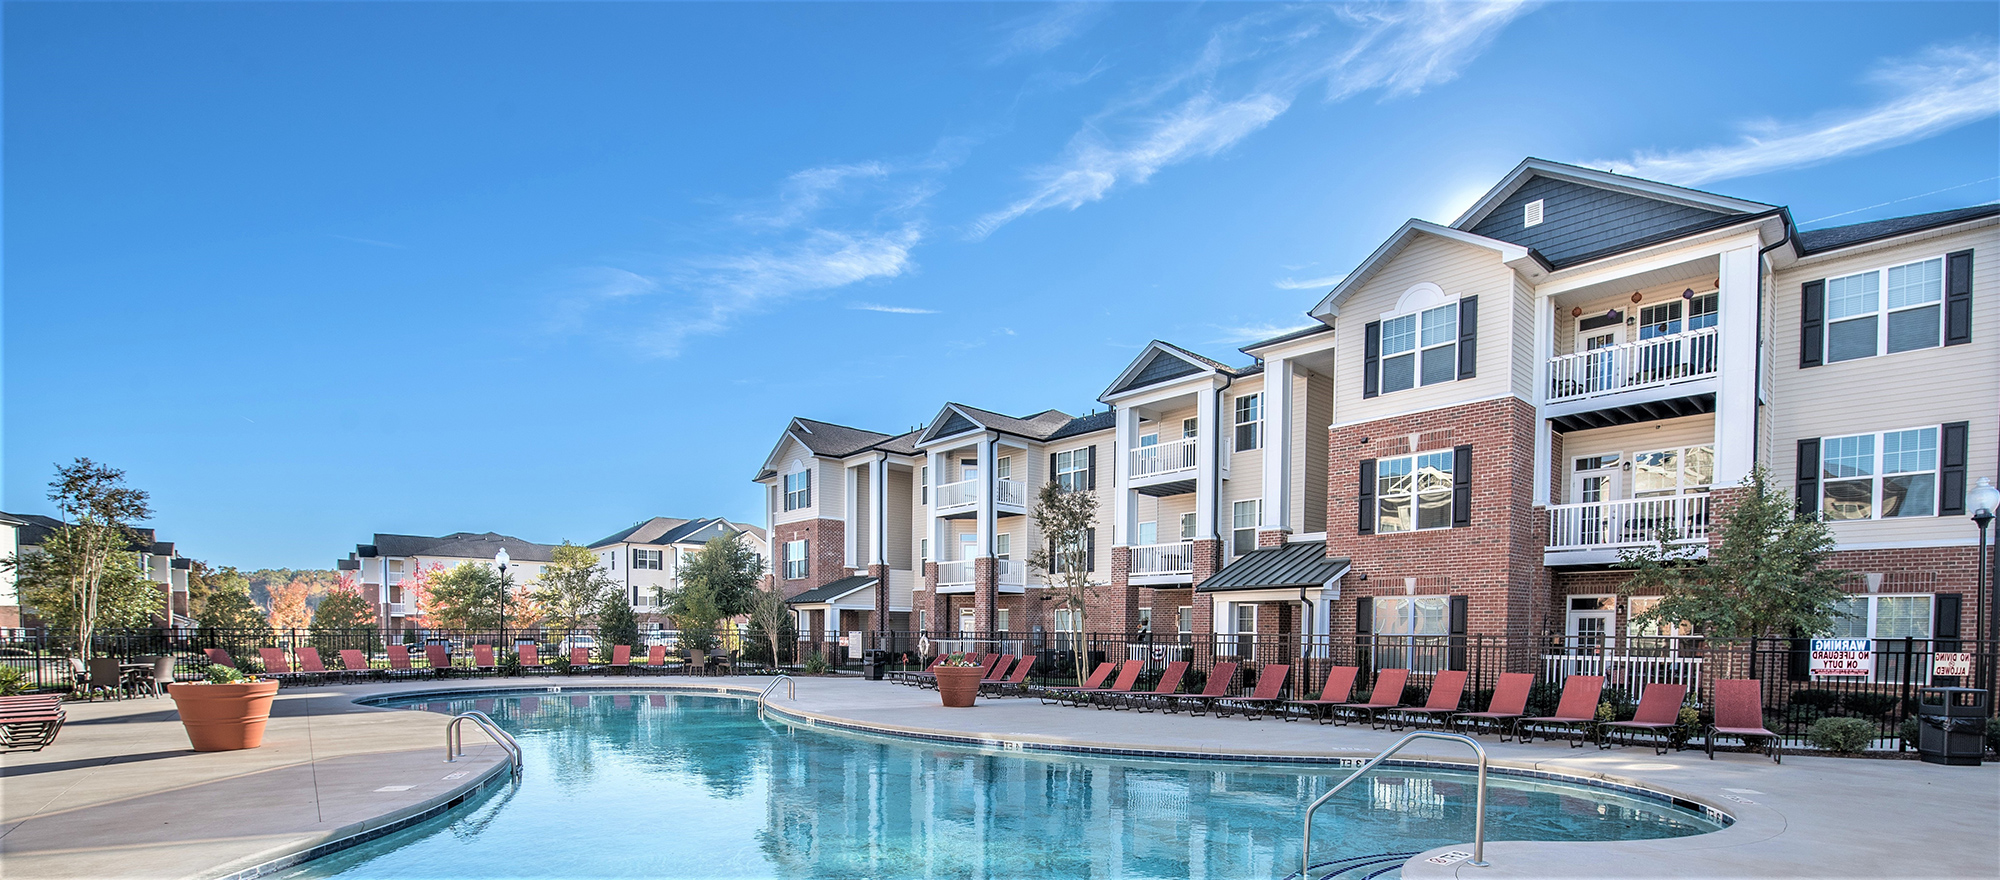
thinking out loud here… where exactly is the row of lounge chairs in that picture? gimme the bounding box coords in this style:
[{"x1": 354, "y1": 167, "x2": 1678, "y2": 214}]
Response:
[
  {"x1": 0, "y1": 694, "x2": 65, "y2": 751},
  {"x1": 219, "y1": 643, "x2": 720, "y2": 686}
]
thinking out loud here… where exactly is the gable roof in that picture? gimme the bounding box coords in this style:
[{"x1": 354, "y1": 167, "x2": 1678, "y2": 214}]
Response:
[
  {"x1": 1046, "y1": 409, "x2": 1115, "y2": 441},
  {"x1": 1100, "y1": 340, "x2": 1235, "y2": 400},
  {"x1": 1453, "y1": 157, "x2": 1774, "y2": 231},
  {"x1": 1196, "y1": 542, "x2": 1350, "y2": 593},
  {"x1": 918, "y1": 402, "x2": 1079, "y2": 445},
  {"x1": 1309, "y1": 220, "x2": 1533, "y2": 319},
  {"x1": 589, "y1": 516, "x2": 693, "y2": 547},
  {"x1": 785, "y1": 574, "x2": 877, "y2": 605},
  {"x1": 1452, "y1": 159, "x2": 1779, "y2": 270},
  {"x1": 369, "y1": 531, "x2": 557, "y2": 563},
  {"x1": 591, "y1": 516, "x2": 766, "y2": 549},
  {"x1": 1795, "y1": 204, "x2": 2000, "y2": 256},
  {"x1": 788, "y1": 417, "x2": 894, "y2": 457}
]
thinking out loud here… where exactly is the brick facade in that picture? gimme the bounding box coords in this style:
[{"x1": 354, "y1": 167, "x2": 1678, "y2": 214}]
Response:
[
  {"x1": 771, "y1": 518, "x2": 848, "y2": 598},
  {"x1": 973, "y1": 557, "x2": 998, "y2": 631}
]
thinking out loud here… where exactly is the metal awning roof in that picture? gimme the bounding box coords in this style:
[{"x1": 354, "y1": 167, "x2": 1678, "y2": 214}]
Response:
[{"x1": 1196, "y1": 543, "x2": 1349, "y2": 593}]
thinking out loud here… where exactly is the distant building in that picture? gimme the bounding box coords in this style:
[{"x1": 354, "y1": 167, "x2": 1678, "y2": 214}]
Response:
[
  {"x1": 0, "y1": 511, "x2": 192, "y2": 628},
  {"x1": 336, "y1": 531, "x2": 558, "y2": 630},
  {"x1": 587, "y1": 516, "x2": 769, "y2": 623}
]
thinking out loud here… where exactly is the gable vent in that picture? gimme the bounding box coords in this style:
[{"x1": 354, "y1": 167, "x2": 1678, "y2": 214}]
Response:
[{"x1": 1523, "y1": 199, "x2": 1544, "y2": 228}]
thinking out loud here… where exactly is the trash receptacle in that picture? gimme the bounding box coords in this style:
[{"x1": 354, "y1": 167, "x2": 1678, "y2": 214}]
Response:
[
  {"x1": 862, "y1": 651, "x2": 885, "y2": 681},
  {"x1": 1916, "y1": 687, "x2": 1987, "y2": 766}
]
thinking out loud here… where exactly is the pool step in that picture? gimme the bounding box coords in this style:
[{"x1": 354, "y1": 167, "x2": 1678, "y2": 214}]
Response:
[{"x1": 1286, "y1": 850, "x2": 1420, "y2": 880}]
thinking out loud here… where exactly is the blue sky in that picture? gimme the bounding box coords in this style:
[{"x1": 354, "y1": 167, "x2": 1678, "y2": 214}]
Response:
[{"x1": 5, "y1": 2, "x2": 1996, "y2": 570}]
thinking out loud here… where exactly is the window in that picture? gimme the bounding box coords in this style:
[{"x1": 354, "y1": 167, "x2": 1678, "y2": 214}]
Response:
[
  {"x1": 1233, "y1": 604, "x2": 1257, "y2": 657},
  {"x1": 921, "y1": 466, "x2": 929, "y2": 504},
  {"x1": 783, "y1": 470, "x2": 812, "y2": 511},
  {"x1": 1137, "y1": 521, "x2": 1157, "y2": 546},
  {"x1": 1377, "y1": 449, "x2": 1454, "y2": 533},
  {"x1": 1381, "y1": 304, "x2": 1457, "y2": 393},
  {"x1": 1233, "y1": 394, "x2": 1262, "y2": 451},
  {"x1": 996, "y1": 609, "x2": 1010, "y2": 632},
  {"x1": 1687, "y1": 293, "x2": 1719, "y2": 331},
  {"x1": 1826, "y1": 257, "x2": 1944, "y2": 362},
  {"x1": 1177, "y1": 606, "x2": 1192, "y2": 636},
  {"x1": 995, "y1": 534, "x2": 1011, "y2": 559},
  {"x1": 1826, "y1": 595, "x2": 1932, "y2": 682},
  {"x1": 388, "y1": 560, "x2": 404, "y2": 573},
  {"x1": 1626, "y1": 596, "x2": 1693, "y2": 641},
  {"x1": 783, "y1": 540, "x2": 808, "y2": 580},
  {"x1": 1822, "y1": 427, "x2": 1938, "y2": 520},
  {"x1": 996, "y1": 456, "x2": 1012, "y2": 481},
  {"x1": 1232, "y1": 500, "x2": 1259, "y2": 556},
  {"x1": 1182, "y1": 417, "x2": 1198, "y2": 439},
  {"x1": 1372, "y1": 596, "x2": 1450, "y2": 670},
  {"x1": 1053, "y1": 608, "x2": 1079, "y2": 634},
  {"x1": 1632, "y1": 445, "x2": 1715, "y2": 497},
  {"x1": 1137, "y1": 607, "x2": 1152, "y2": 633},
  {"x1": 1055, "y1": 448, "x2": 1090, "y2": 492},
  {"x1": 1180, "y1": 513, "x2": 1197, "y2": 540},
  {"x1": 1638, "y1": 301, "x2": 1682, "y2": 339},
  {"x1": 631, "y1": 548, "x2": 663, "y2": 570},
  {"x1": 958, "y1": 608, "x2": 975, "y2": 633},
  {"x1": 920, "y1": 538, "x2": 929, "y2": 561}
]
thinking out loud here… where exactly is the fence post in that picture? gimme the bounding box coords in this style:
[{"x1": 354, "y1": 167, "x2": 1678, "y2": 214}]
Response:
[{"x1": 1898, "y1": 636, "x2": 1914, "y2": 753}]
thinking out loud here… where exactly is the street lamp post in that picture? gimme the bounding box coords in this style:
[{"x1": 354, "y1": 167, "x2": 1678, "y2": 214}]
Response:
[
  {"x1": 1969, "y1": 478, "x2": 2000, "y2": 701},
  {"x1": 495, "y1": 548, "x2": 512, "y2": 638}
]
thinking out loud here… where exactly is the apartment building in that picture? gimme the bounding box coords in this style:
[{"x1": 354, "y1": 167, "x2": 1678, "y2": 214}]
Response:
[
  {"x1": 754, "y1": 158, "x2": 1997, "y2": 658},
  {"x1": 336, "y1": 531, "x2": 557, "y2": 630},
  {"x1": 588, "y1": 516, "x2": 769, "y2": 620},
  {"x1": 2, "y1": 512, "x2": 194, "y2": 628}
]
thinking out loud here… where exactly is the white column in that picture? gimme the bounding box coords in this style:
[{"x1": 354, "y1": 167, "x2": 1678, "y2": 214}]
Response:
[
  {"x1": 1714, "y1": 245, "x2": 1760, "y2": 486},
  {"x1": 870, "y1": 453, "x2": 889, "y2": 566},
  {"x1": 928, "y1": 450, "x2": 947, "y2": 561},
  {"x1": 1114, "y1": 405, "x2": 1141, "y2": 546},
  {"x1": 1260, "y1": 357, "x2": 1294, "y2": 532},
  {"x1": 976, "y1": 436, "x2": 996, "y2": 558},
  {"x1": 844, "y1": 462, "x2": 860, "y2": 569},
  {"x1": 1533, "y1": 295, "x2": 1555, "y2": 507},
  {"x1": 1195, "y1": 388, "x2": 1220, "y2": 540}
]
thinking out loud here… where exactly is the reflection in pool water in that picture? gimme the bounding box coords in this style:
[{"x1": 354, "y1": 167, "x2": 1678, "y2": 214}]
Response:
[{"x1": 282, "y1": 691, "x2": 1720, "y2": 880}]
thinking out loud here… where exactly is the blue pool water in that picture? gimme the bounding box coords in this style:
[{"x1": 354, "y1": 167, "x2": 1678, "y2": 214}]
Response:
[{"x1": 280, "y1": 690, "x2": 1721, "y2": 880}]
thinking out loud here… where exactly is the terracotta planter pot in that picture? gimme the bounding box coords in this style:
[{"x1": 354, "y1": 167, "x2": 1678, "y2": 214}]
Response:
[
  {"x1": 169, "y1": 680, "x2": 281, "y2": 751},
  {"x1": 934, "y1": 666, "x2": 984, "y2": 708}
]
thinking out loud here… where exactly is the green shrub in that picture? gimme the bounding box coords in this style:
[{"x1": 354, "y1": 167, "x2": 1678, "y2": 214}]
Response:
[
  {"x1": 1468, "y1": 687, "x2": 1494, "y2": 712},
  {"x1": 1668, "y1": 706, "x2": 1702, "y2": 749},
  {"x1": 1898, "y1": 716, "x2": 1920, "y2": 748},
  {"x1": 1780, "y1": 704, "x2": 1827, "y2": 727},
  {"x1": 1525, "y1": 681, "x2": 1564, "y2": 718},
  {"x1": 1806, "y1": 716, "x2": 1877, "y2": 755},
  {"x1": 498, "y1": 650, "x2": 522, "y2": 677},
  {"x1": 1842, "y1": 691, "x2": 1900, "y2": 719},
  {"x1": 553, "y1": 653, "x2": 574, "y2": 676},
  {"x1": 1598, "y1": 686, "x2": 1637, "y2": 722},
  {"x1": 802, "y1": 654, "x2": 830, "y2": 675},
  {"x1": 1595, "y1": 700, "x2": 1616, "y2": 722},
  {"x1": 204, "y1": 664, "x2": 249, "y2": 685},
  {"x1": 0, "y1": 665, "x2": 30, "y2": 696}
]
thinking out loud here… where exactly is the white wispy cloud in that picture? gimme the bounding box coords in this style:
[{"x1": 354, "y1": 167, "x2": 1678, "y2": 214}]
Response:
[
  {"x1": 1593, "y1": 42, "x2": 2000, "y2": 186},
  {"x1": 850, "y1": 302, "x2": 939, "y2": 315},
  {"x1": 970, "y1": 2, "x2": 1533, "y2": 239},
  {"x1": 1273, "y1": 273, "x2": 1347, "y2": 290},
  {"x1": 992, "y1": 3, "x2": 1107, "y2": 63},
  {"x1": 1211, "y1": 321, "x2": 1320, "y2": 345}
]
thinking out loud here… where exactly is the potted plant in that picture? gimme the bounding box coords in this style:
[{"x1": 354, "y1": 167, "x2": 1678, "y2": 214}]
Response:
[
  {"x1": 168, "y1": 664, "x2": 281, "y2": 751},
  {"x1": 933, "y1": 652, "x2": 984, "y2": 708}
]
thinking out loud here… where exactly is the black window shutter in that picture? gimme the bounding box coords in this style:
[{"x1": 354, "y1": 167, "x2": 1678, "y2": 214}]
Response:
[
  {"x1": 1935, "y1": 593, "x2": 1962, "y2": 646},
  {"x1": 1794, "y1": 439, "x2": 1820, "y2": 517},
  {"x1": 801, "y1": 540, "x2": 809, "y2": 580},
  {"x1": 1944, "y1": 249, "x2": 1973, "y2": 346},
  {"x1": 1940, "y1": 421, "x2": 1969, "y2": 516},
  {"x1": 1049, "y1": 453, "x2": 1058, "y2": 488},
  {"x1": 1357, "y1": 459, "x2": 1377, "y2": 535},
  {"x1": 1451, "y1": 445, "x2": 1473, "y2": 527},
  {"x1": 1085, "y1": 528, "x2": 1097, "y2": 572},
  {"x1": 1456, "y1": 296, "x2": 1478, "y2": 380},
  {"x1": 1355, "y1": 596, "x2": 1372, "y2": 634},
  {"x1": 1086, "y1": 445, "x2": 1097, "y2": 490},
  {"x1": 803, "y1": 470, "x2": 811, "y2": 508},
  {"x1": 1447, "y1": 595, "x2": 1468, "y2": 671},
  {"x1": 1800, "y1": 280, "x2": 1825, "y2": 368},
  {"x1": 1362, "y1": 321, "x2": 1382, "y2": 398}
]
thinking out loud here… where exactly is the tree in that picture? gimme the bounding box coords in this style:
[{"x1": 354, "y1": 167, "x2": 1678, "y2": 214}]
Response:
[
  {"x1": 1025, "y1": 480, "x2": 1100, "y2": 684},
  {"x1": 534, "y1": 543, "x2": 617, "y2": 632},
  {"x1": 399, "y1": 563, "x2": 443, "y2": 628},
  {"x1": 667, "y1": 577, "x2": 724, "y2": 653},
  {"x1": 596, "y1": 589, "x2": 640, "y2": 654},
  {"x1": 1619, "y1": 465, "x2": 1852, "y2": 639},
  {"x1": 747, "y1": 576, "x2": 794, "y2": 668},
  {"x1": 427, "y1": 562, "x2": 503, "y2": 630},
  {"x1": 200, "y1": 567, "x2": 271, "y2": 633},
  {"x1": 12, "y1": 528, "x2": 162, "y2": 651},
  {"x1": 670, "y1": 535, "x2": 766, "y2": 619},
  {"x1": 0, "y1": 458, "x2": 155, "y2": 657},
  {"x1": 310, "y1": 575, "x2": 377, "y2": 653},
  {"x1": 267, "y1": 579, "x2": 314, "y2": 630}
]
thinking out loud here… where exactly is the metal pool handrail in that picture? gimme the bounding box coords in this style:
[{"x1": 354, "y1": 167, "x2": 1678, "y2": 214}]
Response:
[
  {"x1": 1300, "y1": 731, "x2": 1489, "y2": 879},
  {"x1": 758, "y1": 675, "x2": 795, "y2": 719},
  {"x1": 446, "y1": 710, "x2": 522, "y2": 779}
]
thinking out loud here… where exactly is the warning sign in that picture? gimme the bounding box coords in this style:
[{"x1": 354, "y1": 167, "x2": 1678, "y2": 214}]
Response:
[
  {"x1": 1810, "y1": 638, "x2": 1873, "y2": 678},
  {"x1": 1933, "y1": 652, "x2": 1973, "y2": 677}
]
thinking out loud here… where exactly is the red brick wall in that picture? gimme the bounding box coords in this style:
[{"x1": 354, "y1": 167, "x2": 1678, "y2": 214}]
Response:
[
  {"x1": 973, "y1": 557, "x2": 998, "y2": 631},
  {"x1": 1325, "y1": 397, "x2": 1545, "y2": 639},
  {"x1": 771, "y1": 518, "x2": 848, "y2": 598},
  {"x1": 1090, "y1": 546, "x2": 1140, "y2": 634}
]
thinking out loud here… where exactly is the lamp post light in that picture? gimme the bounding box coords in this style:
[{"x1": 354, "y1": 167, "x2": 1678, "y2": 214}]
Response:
[
  {"x1": 495, "y1": 547, "x2": 512, "y2": 636},
  {"x1": 1969, "y1": 478, "x2": 2000, "y2": 700}
]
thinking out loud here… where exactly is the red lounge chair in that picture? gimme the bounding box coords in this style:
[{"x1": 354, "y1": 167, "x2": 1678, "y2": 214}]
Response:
[
  {"x1": 1453, "y1": 672, "x2": 1535, "y2": 740},
  {"x1": 983, "y1": 655, "x2": 1038, "y2": 698},
  {"x1": 472, "y1": 645, "x2": 497, "y2": 675},
  {"x1": 609, "y1": 645, "x2": 633, "y2": 675},
  {"x1": 424, "y1": 645, "x2": 454, "y2": 678},
  {"x1": 1333, "y1": 668, "x2": 1409, "y2": 728},
  {"x1": 1600, "y1": 683, "x2": 1688, "y2": 754},
  {"x1": 1521, "y1": 675, "x2": 1604, "y2": 747},
  {"x1": 203, "y1": 648, "x2": 235, "y2": 668},
  {"x1": 569, "y1": 647, "x2": 593, "y2": 673},
  {"x1": 643, "y1": 645, "x2": 668, "y2": 674},
  {"x1": 386, "y1": 645, "x2": 419, "y2": 678},
  {"x1": 985, "y1": 655, "x2": 1016, "y2": 683},
  {"x1": 0, "y1": 699, "x2": 65, "y2": 752},
  {"x1": 1287, "y1": 666, "x2": 1359, "y2": 725},
  {"x1": 258, "y1": 648, "x2": 309, "y2": 687},
  {"x1": 296, "y1": 647, "x2": 333, "y2": 685},
  {"x1": 338, "y1": 649, "x2": 380, "y2": 682},
  {"x1": 1163, "y1": 661, "x2": 1240, "y2": 716},
  {"x1": 1038, "y1": 661, "x2": 1119, "y2": 705},
  {"x1": 1708, "y1": 679, "x2": 1781, "y2": 763},
  {"x1": 1116, "y1": 661, "x2": 1189, "y2": 712},
  {"x1": 1063, "y1": 659, "x2": 1145, "y2": 708},
  {"x1": 898, "y1": 656, "x2": 944, "y2": 687},
  {"x1": 1221, "y1": 664, "x2": 1294, "y2": 720},
  {"x1": 1388, "y1": 670, "x2": 1468, "y2": 731},
  {"x1": 518, "y1": 644, "x2": 552, "y2": 674}
]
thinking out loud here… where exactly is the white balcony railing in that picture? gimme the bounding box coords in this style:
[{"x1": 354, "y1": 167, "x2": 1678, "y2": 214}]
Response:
[
  {"x1": 1546, "y1": 493, "x2": 1710, "y2": 551},
  {"x1": 937, "y1": 559, "x2": 973, "y2": 587},
  {"x1": 995, "y1": 478, "x2": 1026, "y2": 507},
  {"x1": 387, "y1": 603, "x2": 407, "y2": 616},
  {"x1": 1547, "y1": 327, "x2": 1718, "y2": 404},
  {"x1": 1542, "y1": 651, "x2": 1705, "y2": 692},
  {"x1": 936, "y1": 478, "x2": 978, "y2": 511},
  {"x1": 1130, "y1": 541, "x2": 1194, "y2": 576},
  {"x1": 1131, "y1": 437, "x2": 1198, "y2": 479}
]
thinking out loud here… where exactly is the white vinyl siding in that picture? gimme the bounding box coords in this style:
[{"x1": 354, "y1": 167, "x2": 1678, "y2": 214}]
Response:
[
  {"x1": 1824, "y1": 256, "x2": 1945, "y2": 362},
  {"x1": 1233, "y1": 393, "x2": 1262, "y2": 451},
  {"x1": 1334, "y1": 235, "x2": 1516, "y2": 426}
]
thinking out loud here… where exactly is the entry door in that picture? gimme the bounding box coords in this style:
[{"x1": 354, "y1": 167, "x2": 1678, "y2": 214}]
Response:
[
  {"x1": 1578, "y1": 324, "x2": 1625, "y2": 393},
  {"x1": 959, "y1": 459, "x2": 978, "y2": 487},
  {"x1": 958, "y1": 607, "x2": 975, "y2": 634},
  {"x1": 1570, "y1": 467, "x2": 1620, "y2": 546},
  {"x1": 1566, "y1": 596, "x2": 1615, "y2": 655},
  {"x1": 958, "y1": 532, "x2": 977, "y2": 563}
]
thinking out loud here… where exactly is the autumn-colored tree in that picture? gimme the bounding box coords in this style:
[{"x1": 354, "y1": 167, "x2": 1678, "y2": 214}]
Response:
[
  {"x1": 267, "y1": 579, "x2": 314, "y2": 630},
  {"x1": 310, "y1": 574, "x2": 377, "y2": 653},
  {"x1": 399, "y1": 563, "x2": 443, "y2": 627}
]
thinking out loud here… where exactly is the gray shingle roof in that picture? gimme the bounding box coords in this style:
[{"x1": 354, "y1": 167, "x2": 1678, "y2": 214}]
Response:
[
  {"x1": 371, "y1": 531, "x2": 558, "y2": 563},
  {"x1": 791, "y1": 418, "x2": 895, "y2": 457},
  {"x1": 949, "y1": 404, "x2": 1078, "y2": 441},
  {"x1": 589, "y1": 517, "x2": 694, "y2": 548},
  {"x1": 785, "y1": 574, "x2": 877, "y2": 605},
  {"x1": 1239, "y1": 323, "x2": 1333, "y2": 353},
  {"x1": 1196, "y1": 542, "x2": 1350, "y2": 592},
  {"x1": 1796, "y1": 204, "x2": 2000, "y2": 255},
  {"x1": 1045, "y1": 410, "x2": 1115, "y2": 440}
]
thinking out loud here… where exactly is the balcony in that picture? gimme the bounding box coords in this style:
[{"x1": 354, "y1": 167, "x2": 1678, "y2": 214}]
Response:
[
  {"x1": 1546, "y1": 493, "x2": 1710, "y2": 565},
  {"x1": 1130, "y1": 541, "x2": 1194, "y2": 583},
  {"x1": 1131, "y1": 437, "x2": 1197, "y2": 478},
  {"x1": 1546, "y1": 327, "x2": 1718, "y2": 406},
  {"x1": 935, "y1": 558, "x2": 1026, "y2": 592},
  {"x1": 387, "y1": 602, "x2": 408, "y2": 616},
  {"x1": 933, "y1": 477, "x2": 1027, "y2": 518}
]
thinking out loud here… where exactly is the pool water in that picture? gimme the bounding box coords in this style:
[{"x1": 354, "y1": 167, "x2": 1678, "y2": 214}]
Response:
[{"x1": 280, "y1": 691, "x2": 1721, "y2": 880}]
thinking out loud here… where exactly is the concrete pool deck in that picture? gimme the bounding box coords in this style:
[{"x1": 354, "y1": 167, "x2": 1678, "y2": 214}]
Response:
[{"x1": 2, "y1": 673, "x2": 1994, "y2": 879}]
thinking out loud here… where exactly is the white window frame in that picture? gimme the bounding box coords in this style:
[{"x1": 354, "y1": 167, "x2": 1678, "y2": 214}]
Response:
[
  {"x1": 1182, "y1": 417, "x2": 1198, "y2": 439},
  {"x1": 1231, "y1": 500, "x2": 1259, "y2": 556},
  {"x1": 1137, "y1": 607, "x2": 1152, "y2": 633},
  {"x1": 921, "y1": 465, "x2": 929, "y2": 504},
  {"x1": 1820, "y1": 426, "x2": 1941, "y2": 521},
  {"x1": 1372, "y1": 595, "x2": 1451, "y2": 671},
  {"x1": 1379, "y1": 301, "x2": 1459, "y2": 394},
  {"x1": 1177, "y1": 606, "x2": 1192, "y2": 636},
  {"x1": 1055, "y1": 448, "x2": 1089, "y2": 492},
  {"x1": 958, "y1": 607, "x2": 975, "y2": 633},
  {"x1": 1233, "y1": 394, "x2": 1262, "y2": 451},
  {"x1": 995, "y1": 533, "x2": 1011, "y2": 560},
  {"x1": 996, "y1": 608, "x2": 1010, "y2": 632},
  {"x1": 631, "y1": 548, "x2": 663, "y2": 571},
  {"x1": 783, "y1": 469, "x2": 812, "y2": 511},
  {"x1": 996, "y1": 455, "x2": 1012, "y2": 481},
  {"x1": 1179, "y1": 512, "x2": 1197, "y2": 540},
  {"x1": 1376, "y1": 449, "x2": 1455, "y2": 534},
  {"x1": 1630, "y1": 445, "x2": 1716, "y2": 498},
  {"x1": 1824, "y1": 255, "x2": 1947, "y2": 363},
  {"x1": 783, "y1": 540, "x2": 808, "y2": 580},
  {"x1": 920, "y1": 538, "x2": 929, "y2": 562},
  {"x1": 1824, "y1": 594, "x2": 1934, "y2": 683}
]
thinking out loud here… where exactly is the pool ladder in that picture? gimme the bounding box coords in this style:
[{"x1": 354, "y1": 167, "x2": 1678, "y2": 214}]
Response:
[
  {"x1": 445, "y1": 710, "x2": 523, "y2": 780},
  {"x1": 757, "y1": 675, "x2": 796, "y2": 720},
  {"x1": 1298, "y1": 731, "x2": 1490, "y2": 880}
]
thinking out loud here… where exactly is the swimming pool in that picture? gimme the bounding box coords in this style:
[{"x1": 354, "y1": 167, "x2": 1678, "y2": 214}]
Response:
[{"x1": 279, "y1": 689, "x2": 1722, "y2": 880}]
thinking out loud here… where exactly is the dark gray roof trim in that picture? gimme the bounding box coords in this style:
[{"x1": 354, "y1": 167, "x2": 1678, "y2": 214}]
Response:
[
  {"x1": 1239, "y1": 323, "x2": 1334, "y2": 354},
  {"x1": 1046, "y1": 410, "x2": 1115, "y2": 441},
  {"x1": 1795, "y1": 204, "x2": 2000, "y2": 255},
  {"x1": 785, "y1": 575, "x2": 877, "y2": 605},
  {"x1": 1196, "y1": 542, "x2": 1350, "y2": 592}
]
